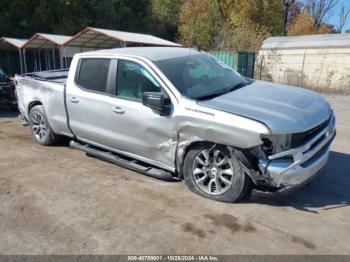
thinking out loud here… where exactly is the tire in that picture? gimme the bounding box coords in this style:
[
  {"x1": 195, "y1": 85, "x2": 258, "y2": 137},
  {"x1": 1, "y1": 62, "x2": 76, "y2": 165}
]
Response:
[
  {"x1": 29, "y1": 105, "x2": 58, "y2": 146},
  {"x1": 183, "y1": 144, "x2": 252, "y2": 203}
]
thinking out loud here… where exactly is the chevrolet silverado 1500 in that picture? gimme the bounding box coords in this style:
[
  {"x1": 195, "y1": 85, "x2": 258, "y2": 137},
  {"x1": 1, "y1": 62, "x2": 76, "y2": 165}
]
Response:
[{"x1": 15, "y1": 47, "x2": 336, "y2": 202}]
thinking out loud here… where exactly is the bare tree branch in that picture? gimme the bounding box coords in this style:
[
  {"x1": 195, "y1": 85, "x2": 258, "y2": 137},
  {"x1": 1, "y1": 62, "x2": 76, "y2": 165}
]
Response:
[
  {"x1": 337, "y1": 4, "x2": 350, "y2": 33},
  {"x1": 306, "y1": 0, "x2": 338, "y2": 30}
]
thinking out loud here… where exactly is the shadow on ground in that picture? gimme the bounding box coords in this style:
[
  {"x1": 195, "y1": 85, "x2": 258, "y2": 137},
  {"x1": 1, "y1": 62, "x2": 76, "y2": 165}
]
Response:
[
  {"x1": 251, "y1": 151, "x2": 350, "y2": 213},
  {"x1": 1, "y1": 107, "x2": 348, "y2": 212}
]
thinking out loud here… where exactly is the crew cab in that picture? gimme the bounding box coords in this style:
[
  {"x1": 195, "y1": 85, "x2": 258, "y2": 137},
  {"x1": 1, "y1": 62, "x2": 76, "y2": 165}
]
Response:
[{"x1": 15, "y1": 47, "x2": 336, "y2": 202}]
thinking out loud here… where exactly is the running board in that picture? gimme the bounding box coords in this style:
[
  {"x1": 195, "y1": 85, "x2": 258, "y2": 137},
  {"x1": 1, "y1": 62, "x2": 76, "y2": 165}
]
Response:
[{"x1": 69, "y1": 140, "x2": 175, "y2": 181}]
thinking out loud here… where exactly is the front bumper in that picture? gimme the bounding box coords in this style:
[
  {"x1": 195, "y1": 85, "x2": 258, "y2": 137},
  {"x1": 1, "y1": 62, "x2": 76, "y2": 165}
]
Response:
[{"x1": 257, "y1": 113, "x2": 336, "y2": 195}]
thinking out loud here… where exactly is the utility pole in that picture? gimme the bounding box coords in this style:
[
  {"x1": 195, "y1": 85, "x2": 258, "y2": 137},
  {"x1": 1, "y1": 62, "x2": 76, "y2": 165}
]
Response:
[{"x1": 283, "y1": 0, "x2": 295, "y2": 36}]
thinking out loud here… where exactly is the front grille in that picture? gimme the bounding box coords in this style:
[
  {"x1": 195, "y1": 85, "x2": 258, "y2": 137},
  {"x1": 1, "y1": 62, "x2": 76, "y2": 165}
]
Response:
[
  {"x1": 290, "y1": 116, "x2": 330, "y2": 148},
  {"x1": 300, "y1": 137, "x2": 333, "y2": 168}
]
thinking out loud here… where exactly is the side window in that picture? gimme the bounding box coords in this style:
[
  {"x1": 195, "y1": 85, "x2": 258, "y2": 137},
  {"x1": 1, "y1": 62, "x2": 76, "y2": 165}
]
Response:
[
  {"x1": 76, "y1": 58, "x2": 111, "y2": 93},
  {"x1": 116, "y1": 60, "x2": 161, "y2": 101}
]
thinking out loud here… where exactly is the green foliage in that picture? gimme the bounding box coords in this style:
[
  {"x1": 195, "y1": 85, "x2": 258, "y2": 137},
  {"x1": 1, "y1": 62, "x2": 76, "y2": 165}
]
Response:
[
  {"x1": 0, "y1": 0, "x2": 182, "y2": 40},
  {"x1": 0, "y1": 0, "x2": 338, "y2": 52},
  {"x1": 178, "y1": 0, "x2": 222, "y2": 50},
  {"x1": 178, "y1": 0, "x2": 285, "y2": 51}
]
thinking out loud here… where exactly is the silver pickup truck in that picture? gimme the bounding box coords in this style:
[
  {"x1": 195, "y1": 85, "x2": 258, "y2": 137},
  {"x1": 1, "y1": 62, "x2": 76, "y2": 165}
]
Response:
[{"x1": 16, "y1": 47, "x2": 336, "y2": 202}]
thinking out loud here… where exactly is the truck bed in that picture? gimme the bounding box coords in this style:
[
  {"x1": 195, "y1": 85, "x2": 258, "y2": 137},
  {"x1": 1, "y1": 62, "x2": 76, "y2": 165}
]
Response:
[
  {"x1": 24, "y1": 69, "x2": 69, "y2": 84},
  {"x1": 15, "y1": 69, "x2": 72, "y2": 136}
]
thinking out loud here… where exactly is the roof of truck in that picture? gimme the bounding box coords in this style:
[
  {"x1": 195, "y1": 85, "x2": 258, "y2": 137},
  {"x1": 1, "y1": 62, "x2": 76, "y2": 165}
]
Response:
[{"x1": 84, "y1": 47, "x2": 201, "y2": 61}]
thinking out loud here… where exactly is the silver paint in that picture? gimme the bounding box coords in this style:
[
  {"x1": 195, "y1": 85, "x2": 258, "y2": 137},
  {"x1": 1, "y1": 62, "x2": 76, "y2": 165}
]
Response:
[
  {"x1": 16, "y1": 47, "x2": 335, "y2": 192},
  {"x1": 199, "y1": 80, "x2": 331, "y2": 134}
]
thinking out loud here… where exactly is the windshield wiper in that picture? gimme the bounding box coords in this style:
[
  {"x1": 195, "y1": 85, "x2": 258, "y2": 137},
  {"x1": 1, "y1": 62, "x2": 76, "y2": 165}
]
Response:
[{"x1": 195, "y1": 81, "x2": 248, "y2": 101}]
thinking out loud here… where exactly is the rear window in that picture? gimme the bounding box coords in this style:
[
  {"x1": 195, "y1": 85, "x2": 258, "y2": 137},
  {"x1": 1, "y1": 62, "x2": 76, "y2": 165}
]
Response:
[{"x1": 76, "y1": 58, "x2": 111, "y2": 93}]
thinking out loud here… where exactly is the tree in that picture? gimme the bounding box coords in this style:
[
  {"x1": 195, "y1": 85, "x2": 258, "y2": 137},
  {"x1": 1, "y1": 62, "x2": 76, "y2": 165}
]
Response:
[
  {"x1": 336, "y1": 4, "x2": 350, "y2": 33},
  {"x1": 288, "y1": 0, "x2": 303, "y2": 28},
  {"x1": 178, "y1": 0, "x2": 221, "y2": 50},
  {"x1": 150, "y1": 0, "x2": 184, "y2": 41},
  {"x1": 214, "y1": 0, "x2": 285, "y2": 50},
  {"x1": 284, "y1": 0, "x2": 296, "y2": 36},
  {"x1": 288, "y1": 11, "x2": 335, "y2": 35},
  {"x1": 288, "y1": 11, "x2": 316, "y2": 35},
  {"x1": 306, "y1": 0, "x2": 338, "y2": 30},
  {"x1": 228, "y1": 18, "x2": 270, "y2": 51}
]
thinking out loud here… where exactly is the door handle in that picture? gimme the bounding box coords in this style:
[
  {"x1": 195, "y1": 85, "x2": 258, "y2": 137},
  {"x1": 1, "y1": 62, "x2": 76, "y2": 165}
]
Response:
[
  {"x1": 112, "y1": 106, "x2": 125, "y2": 114},
  {"x1": 69, "y1": 97, "x2": 79, "y2": 103}
]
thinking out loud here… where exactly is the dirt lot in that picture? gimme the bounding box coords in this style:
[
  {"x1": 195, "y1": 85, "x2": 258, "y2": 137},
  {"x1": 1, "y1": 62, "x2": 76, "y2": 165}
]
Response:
[{"x1": 0, "y1": 94, "x2": 349, "y2": 255}]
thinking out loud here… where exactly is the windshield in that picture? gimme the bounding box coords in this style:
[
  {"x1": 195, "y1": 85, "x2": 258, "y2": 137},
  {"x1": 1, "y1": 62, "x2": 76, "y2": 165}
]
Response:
[{"x1": 155, "y1": 53, "x2": 248, "y2": 100}]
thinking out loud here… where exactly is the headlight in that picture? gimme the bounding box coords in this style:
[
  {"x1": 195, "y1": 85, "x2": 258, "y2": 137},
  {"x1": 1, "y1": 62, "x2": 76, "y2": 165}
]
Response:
[{"x1": 260, "y1": 134, "x2": 292, "y2": 156}]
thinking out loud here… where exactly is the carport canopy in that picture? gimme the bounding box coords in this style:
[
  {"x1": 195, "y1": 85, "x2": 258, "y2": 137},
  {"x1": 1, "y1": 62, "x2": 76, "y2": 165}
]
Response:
[
  {"x1": 64, "y1": 27, "x2": 181, "y2": 49},
  {"x1": 0, "y1": 37, "x2": 28, "y2": 74},
  {"x1": 0, "y1": 37, "x2": 27, "y2": 50},
  {"x1": 22, "y1": 33, "x2": 72, "y2": 49}
]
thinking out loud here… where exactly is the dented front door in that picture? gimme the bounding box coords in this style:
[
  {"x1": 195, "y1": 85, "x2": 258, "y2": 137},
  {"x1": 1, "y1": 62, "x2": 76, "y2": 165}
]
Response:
[{"x1": 106, "y1": 59, "x2": 177, "y2": 170}]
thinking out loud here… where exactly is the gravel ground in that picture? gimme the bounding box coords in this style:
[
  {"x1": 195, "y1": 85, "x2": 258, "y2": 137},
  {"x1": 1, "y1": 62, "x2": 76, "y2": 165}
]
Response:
[{"x1": 0, "y1": 94, "x2": 349, "y2": 255}]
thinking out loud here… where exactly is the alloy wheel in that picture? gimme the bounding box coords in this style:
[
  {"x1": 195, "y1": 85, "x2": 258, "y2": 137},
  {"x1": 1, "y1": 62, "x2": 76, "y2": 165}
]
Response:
[
  {"x1": 31, "y1": 111, "x2": 47, "y2": 141},
  {"x1": 192, "y1": 148, "x2": 234, "y2": 195}
]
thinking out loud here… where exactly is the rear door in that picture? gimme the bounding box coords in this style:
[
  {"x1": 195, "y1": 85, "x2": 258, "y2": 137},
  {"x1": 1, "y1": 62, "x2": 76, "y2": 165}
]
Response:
[
  {"x1": 66, "y1": 57, "x2": 116, "y2": 146},
  {"x1": 105, "y1": 58, "x2": 177, "y2": 170}
]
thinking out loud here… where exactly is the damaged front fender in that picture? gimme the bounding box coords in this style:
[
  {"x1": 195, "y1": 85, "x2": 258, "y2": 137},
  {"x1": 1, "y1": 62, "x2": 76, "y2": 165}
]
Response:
[{"x1": 174, "y1": 101, "x2": 271, "y2": 176}]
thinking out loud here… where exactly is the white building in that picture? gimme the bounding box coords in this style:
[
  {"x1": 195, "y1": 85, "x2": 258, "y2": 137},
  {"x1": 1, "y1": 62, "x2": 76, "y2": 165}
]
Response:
[{"x1": 256, "y1": 34, "x2": 350, "y2": 92}]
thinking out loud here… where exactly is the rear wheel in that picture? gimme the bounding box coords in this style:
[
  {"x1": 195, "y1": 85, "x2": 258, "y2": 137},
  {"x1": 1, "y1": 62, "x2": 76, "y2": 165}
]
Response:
[
  {"x1": 183, "y1": 144, "x2": 252, "y2": 202},
  {"x1": 29, "y1": 105, "x2": 58, "y2": 145}
]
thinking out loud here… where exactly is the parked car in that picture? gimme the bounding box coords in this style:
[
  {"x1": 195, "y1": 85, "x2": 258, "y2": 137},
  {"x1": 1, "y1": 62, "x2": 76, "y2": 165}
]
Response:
[
  {"x1": 0, "y1": 68, "x2": 17, "y2": 109},
  {"x1": 15, "y1": 47, "x2": 336, "y2": 202}
]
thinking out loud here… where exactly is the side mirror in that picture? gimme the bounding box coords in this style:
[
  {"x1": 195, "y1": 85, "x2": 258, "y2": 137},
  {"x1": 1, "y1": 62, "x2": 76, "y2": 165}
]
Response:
[{"x1": 142, "y1": 92, "x2": 171, "y2": 116}]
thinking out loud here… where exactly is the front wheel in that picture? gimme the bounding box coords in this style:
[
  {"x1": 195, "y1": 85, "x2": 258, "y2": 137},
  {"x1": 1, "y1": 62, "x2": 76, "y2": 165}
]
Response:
[{"x1": 183, "y1": 144, "x2": 252, "y2": 202}]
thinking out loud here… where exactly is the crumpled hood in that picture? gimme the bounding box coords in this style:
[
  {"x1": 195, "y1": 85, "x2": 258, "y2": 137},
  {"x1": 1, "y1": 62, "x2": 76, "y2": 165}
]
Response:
[{"x1": 198, "y1": 80, "x2": 331, "y2": 134}]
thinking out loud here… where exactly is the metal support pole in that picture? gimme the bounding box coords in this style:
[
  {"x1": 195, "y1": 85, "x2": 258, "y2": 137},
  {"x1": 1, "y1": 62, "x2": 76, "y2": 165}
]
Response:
[
  {"x1": 38, "y1": 49, "x2": 42, "y2": 71},
  {"x1": 34, "y1": 50, "x2": 38, "y2": 71},
  {"x1": 6, "y1": 50, "x2": 11, "y2": 75},
  {"x1": 47, "y1": 49, "x2": 50, "y2": 70},
  {"x1": 18, "y1": 48, "x2": 23, "y2": 74},
  {"x1": 23, "y1": 49, "x2": 28, "y2": 73},
  {"x1": 46, "y1": 49, "x2": 50, "y2": 70},
  {"x1": 44, "y1": 49, "x2": 47, "y2": 70},
  {"x1": 259, "y1": 54, "x2": 264, "y2": 80},
  {"x1": 52, "y1": 48, "x2": 56, "y2": 69},
  {"x1": 59, "y1": 47, "x2": 64, "y2": 69}
]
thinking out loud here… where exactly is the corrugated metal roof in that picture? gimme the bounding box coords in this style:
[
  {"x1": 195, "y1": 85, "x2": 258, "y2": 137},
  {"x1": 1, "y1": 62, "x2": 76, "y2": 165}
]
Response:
[
  {"x1": 64, "y1": 27, "x2": 181, "y2": 48},
  {"x1": 0, "y1": 37, "x2": 27, "y2": 49},
  {"x1": 262, "y1": 34, "x2": 350, "y2": 50},
  {"x1": 23, "y1": 33, "x2": 72, "y2": 49}
]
